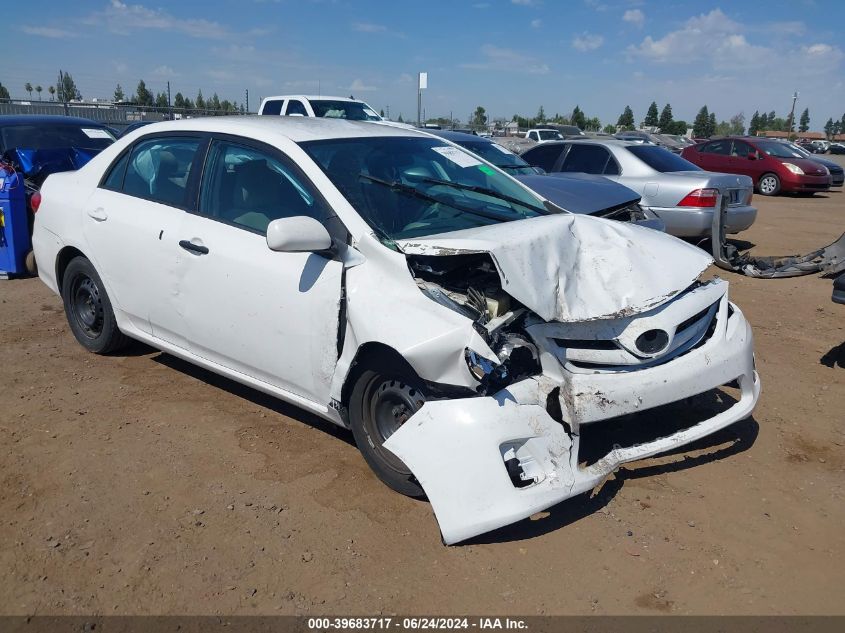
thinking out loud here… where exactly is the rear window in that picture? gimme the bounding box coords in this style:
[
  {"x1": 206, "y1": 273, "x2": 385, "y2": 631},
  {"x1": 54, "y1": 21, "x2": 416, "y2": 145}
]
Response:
[
  {"x1": 261, "y1": 100, "x2": 284, "y2": 115},
  {"x1": 522, "y1": 144, "x2": 565, "y2": 172},
  {"x1": 627, "y1": 145, "x2": 701, "y2": 173},
  {"x1": 1, "y1": 124, "x2": 115, "y2": 151},
  {"x1": 309, "y1": 100, "x2": 380, "y2": 121}
]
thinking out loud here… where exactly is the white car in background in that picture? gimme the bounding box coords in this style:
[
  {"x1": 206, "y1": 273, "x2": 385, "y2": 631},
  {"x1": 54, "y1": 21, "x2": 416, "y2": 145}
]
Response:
[
  {"x1": 258, "y1": 94, "x2": 382, "y2": 121},
  {"x1": 32, "y1": 117, "x2": 760, "y2": 544}
]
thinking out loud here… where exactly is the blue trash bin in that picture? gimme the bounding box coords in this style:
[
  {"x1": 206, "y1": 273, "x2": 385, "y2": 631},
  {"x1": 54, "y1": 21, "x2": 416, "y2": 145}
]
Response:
[{"x1": 0, "y1": 163, "x2": 31, "y2": 278}]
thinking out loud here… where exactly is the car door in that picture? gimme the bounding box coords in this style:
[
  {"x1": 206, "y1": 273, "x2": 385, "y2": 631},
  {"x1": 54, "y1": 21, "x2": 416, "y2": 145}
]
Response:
[
  {"x1": 171, "y1": 137, "x2": 344, "y2": 404},
  {"x1": 82, "y1": 134, "x2": 207, "y2": 337},
  {"x1": 728, "y1": 140, "x2": 759, "y2": 179},
  {"x1": 695, "y1": 140, "x2": 731, "y2": 172}
]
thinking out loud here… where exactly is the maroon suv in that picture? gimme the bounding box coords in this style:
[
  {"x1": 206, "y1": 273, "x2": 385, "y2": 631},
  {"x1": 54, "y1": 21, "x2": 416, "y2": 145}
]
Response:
[{"x1": 681, "y1": 137, "x2": 830, "y2": 196}]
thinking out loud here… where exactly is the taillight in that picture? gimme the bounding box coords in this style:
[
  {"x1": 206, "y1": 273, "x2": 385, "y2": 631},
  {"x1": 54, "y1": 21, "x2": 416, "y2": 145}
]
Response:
[
  {"x1": 30, "y1": 191, "x2": 42, "y2": 213},
  {"x1": 677, "y1": 188, "x2": 718, "y2": 208}
]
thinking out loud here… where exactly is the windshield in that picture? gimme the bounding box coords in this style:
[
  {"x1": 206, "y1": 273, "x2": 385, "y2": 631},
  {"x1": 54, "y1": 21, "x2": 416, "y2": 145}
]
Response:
[
  {"x1": 1, "y1": 124, "x2": 115, "y2": 151},
  {"x1": 627, "y1": 145, "x2": 701, "y2": 172},
  {"x1": 538, "y1": 130, "x2": 563, "y2": 141},
  {"x1": 300, "y1": 136, "x2": 548, "y2": 241},
  {"x1": 309, "y1": 100, "x2": 381, "y2": 121},
  {"x1": 755, "y1": 141, "x2": 805, "y2": 159},
  {"x1": 453, "y1": 139, "x2": 537, "y2": 174},
  {"x1": 786, "y1": 143, "x2": 811, "y2": 158}
]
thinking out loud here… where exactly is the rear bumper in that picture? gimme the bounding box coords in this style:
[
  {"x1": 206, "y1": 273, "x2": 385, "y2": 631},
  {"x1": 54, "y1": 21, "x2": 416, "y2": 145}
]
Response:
[
  {"x1": 385, "y1": 296, "x2": 760, "y2": 544},
  {"x1": 648, "y1": 204, "x2": 757, "y2": 237}
]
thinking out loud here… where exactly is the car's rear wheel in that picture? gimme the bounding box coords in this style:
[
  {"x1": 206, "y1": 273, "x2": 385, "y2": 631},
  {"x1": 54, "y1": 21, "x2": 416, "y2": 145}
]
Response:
[
  {"x1": 758, "y1": 173, "x2": 781, "y2": 196},
  {"x1": 24, "y1": 250, "x2": 37, "y2": 275},
  {"x1": 61, "y1": 257, "x2": 129, "y2": 354},
  {"x1": 349, "y1": 368, "x2": 427, "y2": 497}
]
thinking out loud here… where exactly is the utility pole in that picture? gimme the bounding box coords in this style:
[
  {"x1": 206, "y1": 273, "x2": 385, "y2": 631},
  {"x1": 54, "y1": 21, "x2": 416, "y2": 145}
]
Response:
[
  {"x1": 786, "y1": 91, "x2": 799, "y2": 139},
  {"x1": 245, "y1": 89, "x2": 249, "y2": 114},
  {"x1": 417, "y1": 72, "x2": 427, "y2": 127},
  {"x1": 57, "y1": 70, "x2": 69, "y2": 116},
  {"x1": 167, "y1": 81, "x2": 172, "y2": 120}
]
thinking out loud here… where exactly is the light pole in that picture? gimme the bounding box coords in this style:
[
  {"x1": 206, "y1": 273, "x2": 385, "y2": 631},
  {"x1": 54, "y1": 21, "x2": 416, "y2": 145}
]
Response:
[
  {"x1": 786, "y1": 91, "x2": 799, "y2": 139},
  {"x1": 417, "y1": 72, "x2": 427, "y2": 126}
]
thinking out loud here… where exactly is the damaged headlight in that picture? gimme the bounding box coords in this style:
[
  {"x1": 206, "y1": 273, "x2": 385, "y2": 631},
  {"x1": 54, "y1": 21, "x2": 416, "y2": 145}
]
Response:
[
  {"x1": 465, "y1": 348, "x2": 507, "y2": 384},
  {"x1": 465, "y1": 334, "x2": 542, "y2": 393}
]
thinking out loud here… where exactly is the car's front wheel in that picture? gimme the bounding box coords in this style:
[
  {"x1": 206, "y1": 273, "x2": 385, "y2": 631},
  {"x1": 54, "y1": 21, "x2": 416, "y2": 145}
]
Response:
[
  {"x1": 349, "y1": 368, "x2": 428, "y2": 497},
  {"x1": 758, "y1": 173, "x2": 781, "y2": 196},
  {"x1": 61, "y1": 257, "x2": 129, "y2": 354}
]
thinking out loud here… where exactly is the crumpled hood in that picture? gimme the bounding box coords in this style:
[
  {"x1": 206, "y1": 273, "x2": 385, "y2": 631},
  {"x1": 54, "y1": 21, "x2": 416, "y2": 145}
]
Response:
[{"x1": 395, "y1": 214, "x2": 713, "y2": 322}]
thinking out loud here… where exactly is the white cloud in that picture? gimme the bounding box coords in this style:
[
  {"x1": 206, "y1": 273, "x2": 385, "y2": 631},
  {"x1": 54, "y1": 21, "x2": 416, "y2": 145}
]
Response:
[
  {"x1": 151, "y1": 65, "x2": 178, "y2": 78},
  {"x1": 584, "y1": 0, "x2": 607, "y2": 12},
  {"x1": 348, "y1": 78, "x2": 377, "y2": 92},
  {"x1": 531, "y1": 19, "x2": 542, "y2": 28},
  {"x1": 21, "y1": 25, "x2": 77, "y2": 38},
  {"x1": 85, "y1": 0, "x2": 230, "y2": 39},
  {"x1": 511, "y1": 0, "x2": 538, "y2": 5},
  {"x1": 461, "y1": 44, "x2": 549, "y2": 74},
  {"x1": 472, "y1": 2, "x2": 490, "y2": 7},
  {"x1": 572, "y1": 32, "x2": 604, "y2": 52},
  {"x1": 352, "y1": 21, "x2": 386, "y2": 33},
  {"x1": 622, "y1": 9, "x2": 644, "y2": 28}
]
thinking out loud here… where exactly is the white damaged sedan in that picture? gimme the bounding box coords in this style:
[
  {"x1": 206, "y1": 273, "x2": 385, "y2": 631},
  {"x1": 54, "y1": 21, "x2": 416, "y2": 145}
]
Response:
[{"x1": 32, "y1": 117, "x2": 760, "y2": 544}]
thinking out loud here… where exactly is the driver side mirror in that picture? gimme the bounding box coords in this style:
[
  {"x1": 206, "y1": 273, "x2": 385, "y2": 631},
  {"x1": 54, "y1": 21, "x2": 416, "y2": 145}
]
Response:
[{"x1": 266, "y1": 216, "x2": 333, "y2": 253}]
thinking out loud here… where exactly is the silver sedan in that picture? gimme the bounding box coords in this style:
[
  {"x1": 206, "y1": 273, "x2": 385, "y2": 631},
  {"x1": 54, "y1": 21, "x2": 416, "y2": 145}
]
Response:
[{"x1": 520, "y1": 139, "x2": 757, "y2": 238}]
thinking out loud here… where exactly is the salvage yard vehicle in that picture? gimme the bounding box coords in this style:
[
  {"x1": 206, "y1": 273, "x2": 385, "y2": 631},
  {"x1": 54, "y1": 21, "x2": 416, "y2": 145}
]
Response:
[
  {"x1": 0, "y1": 115, "x2": 116, "y2": 274},
  {"x1": 778, "y1": 141, "x2": 844, "y2": 187},
  {"x1": 681, "y1": 137, "x2": 831, "y2": 196},
  {"x1": 428, "y1": 129, "x2": 664, "y2": 231},
  {"x1": 258, "y1": 94, "x2": 382, "y2": 121},
  {"x1": 32, "y1": 117, "x2": 761, "y2": 544},
  {"x1": 834, "y1": 275, "x2": 845, "y2": 305},
  {"x1": 521, "y1": 139, "x2": 757, "y2": 238}
]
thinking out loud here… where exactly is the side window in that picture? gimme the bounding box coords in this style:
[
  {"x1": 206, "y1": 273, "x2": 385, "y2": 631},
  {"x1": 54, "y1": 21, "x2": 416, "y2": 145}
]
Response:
[
  {"x1": 285, "y1": 100, "x2": 307, "y2": 116},
  {"x1": 101, "y1": 150, "x2": 131, "y2": 191},
  {"x1": 560, "y1": 144, "x2": 614, "y2": 175},
  {"x1": 731, "y1": 141, "x2": 752, "y2": 157},
  {"x1": 199, "y1": 140, "x2": 327, "y2": 234},
  {"x1": 121, "y1": 137, "x2": 202, "y2": 208},
  {"x1": 528, "y1": 132, "x2": 538, "y2": 142},
  {"x1": 522, "y1": 144, "x2": 565, "y2": 172},
  {"x1": 261, "y1": 100, "x2": 283, "y2": 115},
  {"x1": 701, "y1": 140, "x2": 730, "y2": 155}
]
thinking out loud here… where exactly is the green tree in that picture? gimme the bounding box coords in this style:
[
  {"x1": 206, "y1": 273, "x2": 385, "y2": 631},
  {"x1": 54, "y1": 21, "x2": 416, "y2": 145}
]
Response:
[
  {"x1": 766, "y1": 111, "x2": 776, "y2": 128},
  {"x1": 657, "y1": 103, "x2": 673, "y2": 132},
  {"x1": 798, "y1": 108, "x2": 810, "y2": 133},
  {"x1": 707, "y1": 112, "x2": 717, "y2": 137},
  {"x1": 25, "y1": 82, "x2": 33, "y2": 99},
  {"x1": 692, "y1": 106, "x2": 710, "y2": 138},
  {"x1": 35, "y1": 85, "x2": 42, "y2": 100},
  {"x1": 617, "y1": 105, "x2": 635, "y2": 130},
  {"x1": 195, "y1": 90, "x2": 205, "y2": 110},
  {"x1": 135, "y1": 80, "x2": 153, "y2": 106},
  {"x1": 397, "y1": 113, "x2": 404, "y2": 123},
  {"x1": 47, "y1": 85, "x2": 55, "y2": 101},
  {"x1": 183, "y1": 97, "x2": 194, "y2": 110},
  {"x1": 748, "y1": 111, "x2": 760, "y2": 136},
  {"x1": 603, "y1": 123, "x2": 616, "y2": 134},
  {"x1": 668, "y1": 120, "x2": 688, "y2": 136},
  {"x1": 729, "y1": 112, "x2": 745, "y2": 136},
  {"x1": 57, "y1": 71, "x2": 81, "y2": 102},
  {"x1": 155, "y1": 92, "x2": 168, "y2": 108},
  {"x1": 583, "y1": 116, "x2": 601, "y2": 131},
  {"x1": 571, "y1": 105, "x2": 586, "y2": 129},
  {"x1": 536, "y1": 105, "x2": 546, "y2": 122},
  {"x1": 173, "y1": 92, "x2": 185, "y2": 109},
  {"x1": 209, "y1": 93, "x2": 221, "y2": 111},
  {"x1": 715, "y1": 120, "x2": 731, "y2": 136},
  {"x1": 113, "y1": 84, "x2": 125, "y2": 102},
  {"x1": 473, "y1": 106, "x2": 487, "y2": 127},
  {"x1": 644, "y1": 101, "x2": 659, "y2": 128},
  {"x1": 379, "y1": 108, "x2": 385, "y2": 118},
  {"x1": 824, "y1": 118, "x2": 834, "y2": 139},
  {"x1": 0, "y1": 81, "x2": 10, "y2": 102}
]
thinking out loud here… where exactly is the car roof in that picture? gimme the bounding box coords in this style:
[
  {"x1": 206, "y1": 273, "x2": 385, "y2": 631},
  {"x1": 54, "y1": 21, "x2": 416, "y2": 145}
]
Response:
[
  {"x1": 261, "y1": 95, "x2": 366, "y2": 103},
  {"x1": 0, "y1": 114, "x2": 109, "y2": 127},
  {"x1": 124, "y1": 115, "x2": 427, "y2": 143}
]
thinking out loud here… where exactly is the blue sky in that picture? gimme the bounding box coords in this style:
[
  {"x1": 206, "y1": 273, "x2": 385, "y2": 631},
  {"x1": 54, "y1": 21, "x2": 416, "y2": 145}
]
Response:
[{"x1": 6, "y1": 0, "x2": 844, "y2": 129}]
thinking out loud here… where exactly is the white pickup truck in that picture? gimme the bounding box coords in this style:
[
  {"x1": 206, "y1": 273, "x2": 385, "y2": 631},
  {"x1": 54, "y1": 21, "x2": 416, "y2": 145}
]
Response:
[{"x1": 258, "y1": 95, "x2": 382, "y2": 121}]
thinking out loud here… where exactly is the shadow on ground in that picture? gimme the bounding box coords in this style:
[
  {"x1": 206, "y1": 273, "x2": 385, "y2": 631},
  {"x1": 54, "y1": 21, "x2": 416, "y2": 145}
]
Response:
[{"x1": 820, "y1": 342, "x2": 845, "y2": 368}]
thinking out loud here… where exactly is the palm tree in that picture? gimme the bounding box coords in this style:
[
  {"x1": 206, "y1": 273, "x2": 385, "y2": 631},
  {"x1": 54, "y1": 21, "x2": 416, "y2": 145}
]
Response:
[
  {"x1": 25, "y1": 82, "x2": 33, "y2": 99},
  {"x1": 35, "y1": 85, "x2": 43, "y2": 101},
  {"x1": 48, "y1": 85, "x2": 56, "y2": 101}
]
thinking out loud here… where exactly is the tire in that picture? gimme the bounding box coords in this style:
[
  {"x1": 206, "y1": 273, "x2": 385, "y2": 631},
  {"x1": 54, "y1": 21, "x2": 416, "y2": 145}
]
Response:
[
  {"x1": 758, "y1": 173, "x2": 781, "y2": 196},
  {"x1": 61, "y1": 257, "x2": 129, "y2": 354},
  {"x1": 24, "y1": 250, "x2": 37, "y2": 276},
  {"x1": 349, "y1": 368, "x2": 428, "y2": 497}
]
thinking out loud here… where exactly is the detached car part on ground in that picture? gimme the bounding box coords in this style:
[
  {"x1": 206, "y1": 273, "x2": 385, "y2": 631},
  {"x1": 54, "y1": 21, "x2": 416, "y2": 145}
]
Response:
[
  {"x1": 427, "y1": 130, "x2": 664, "y2": 231},
  {"x1": 520, "y1": 139, "x2": 757, "y2": 239},
  {"x1": 33, "y1": 117, "x2": 760, "y2": 544}
]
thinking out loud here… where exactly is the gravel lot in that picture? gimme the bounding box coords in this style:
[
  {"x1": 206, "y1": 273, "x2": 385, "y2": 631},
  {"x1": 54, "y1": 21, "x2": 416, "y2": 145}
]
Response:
[{"x1": 1, "y1": 161, "x2": 843, "y2": 615}]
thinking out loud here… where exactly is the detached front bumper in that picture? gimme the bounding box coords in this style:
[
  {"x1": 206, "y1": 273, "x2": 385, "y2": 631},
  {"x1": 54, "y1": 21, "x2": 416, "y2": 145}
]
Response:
[
  {"x1": 385, "y1": 295, "x2": 760, "y2": 545},
  {"x1": 648, "y1": 204, "x2": 757, "y2": 237}
]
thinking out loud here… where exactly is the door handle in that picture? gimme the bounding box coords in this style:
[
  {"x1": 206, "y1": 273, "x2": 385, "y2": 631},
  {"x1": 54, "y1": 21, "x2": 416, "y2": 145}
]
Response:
[
  {"x1": 178, "y1": 239, "x2": 209, "y2": 255},
  {"x1": 88, "y1": 208, "x2": 108, "y2": 221}
]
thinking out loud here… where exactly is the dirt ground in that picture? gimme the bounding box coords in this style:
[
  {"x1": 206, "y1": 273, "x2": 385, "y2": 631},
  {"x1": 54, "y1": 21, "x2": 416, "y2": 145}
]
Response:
[{"x1": 1, "y1": 164, "x2": 843, "y2": 616}]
